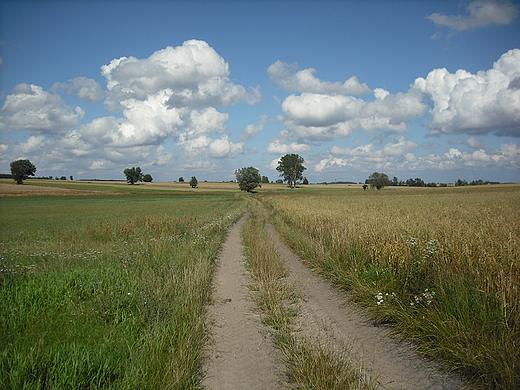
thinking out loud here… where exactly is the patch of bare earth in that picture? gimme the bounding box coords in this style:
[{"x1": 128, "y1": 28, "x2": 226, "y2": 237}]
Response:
[
  {"x1": 202, "y1": 212, "x2": 285, "y2": 390},
  {"x1": 202, "y1": 212, "x2": 466, "y2": 390},
  {"x1": 0, "y1": 184, "x2": 122, "y2": 197}
]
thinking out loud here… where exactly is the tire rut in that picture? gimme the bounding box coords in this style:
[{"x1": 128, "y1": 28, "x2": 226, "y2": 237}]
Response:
[
  {"x1": 265, "y1": 222, "x2": 466, "y2": 390},
  {"x1": 202, "y1": 210, "x2": 466, "y2": 390},
  {"x1": 202, "y1": 212, "x2": 285, "y2": 390}
]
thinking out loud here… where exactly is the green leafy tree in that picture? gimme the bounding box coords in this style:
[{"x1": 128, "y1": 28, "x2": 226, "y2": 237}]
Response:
[
  {"x1": 261, "y1": 175, "x2": 269, "y2": 184},
  {"x1": 406, "y1": 177, "x2": 426, "y2": 187},
  {"x1": 302, "y1": 177, "x2": 309, "y2": 185},
  {"x1": 235, "y1": 167, "x2": 261, "y2": 192},
  {"x1": 143, "y1": 174, "x2": 153, "y2": 182},
  {"x1": 276, "y1": 154, "x2": 306, "y2": 188},
  {"x1": 10, "y1": 159, "x2": 37, "y2": 185},
  {"x1": 366, "y1": 172, "x2": 391, "y2": 190},
  {"x1": 124, "y1": 167, "x2": 144, "y2": 185},
  {"x1": 189, "y1": 176, "x2": 198, "y2": 188},
  {"x1": 178, "y1": 177, "x2": 184, "y2": 182}
]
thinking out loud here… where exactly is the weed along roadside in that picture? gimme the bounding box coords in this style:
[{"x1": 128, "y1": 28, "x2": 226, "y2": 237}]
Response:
[{"x1": 237, "y1": 199, "x2": 466, "y2": 390}]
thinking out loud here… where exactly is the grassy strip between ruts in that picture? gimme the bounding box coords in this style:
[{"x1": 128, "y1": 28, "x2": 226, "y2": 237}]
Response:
[
  {"x1": 0, "y1": 193, "x2": 248, "y2": 389},
  {"x1": 241, "y1": 199, "x2": 376, "y2": 390},
  {"x1": 261, "y1": 185, "x2": 520, "y2": 390}
]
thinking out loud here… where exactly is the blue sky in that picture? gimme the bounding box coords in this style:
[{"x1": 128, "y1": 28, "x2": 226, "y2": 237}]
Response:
[{"x1": 1, "y1": 0, "x2": 519, "y2": 183}]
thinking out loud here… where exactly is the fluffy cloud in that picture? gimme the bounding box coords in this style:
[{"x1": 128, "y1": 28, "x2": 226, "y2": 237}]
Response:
[
  {"x1": 467, "y1": 136, "x2": 486, "y2": 149},
  {"x1": 426, "y1": 143, "x2": 519, "y2": 170},
  {"x1": 0, "y1": 41, "x2": 261, "y2": 174},
  {"x1": 52, "y1": 77, "x2": 103, "y2": 102},
  {"x1": 0, "y1": 83, "x2": 84, "y2": 134},
  {"x1": 241, "y1": 114, "x2": 267, "y2": 141},
  {"x1": 15, "y1": 135, "x2": 47, "y2": 154},
  {"x1": 414, "y1": 49, "x2": 520, "y2": 137},
  {"x1": 102, "y1": 39, "x2": 260, "y2": 109},
  {"x1": 207, "y1": 134, "x2": 244, "y2": 158},
  {"x1": 315, "y1": 139, "x2": 518, "y2": 174},
  {"x1": 268, "y1": 61, "x2": 371, "y2": 95},
  {"x1": 427, "y1": 0, "x2": 518, "y2": 31},
  {"x1": 279, "y1": 89, "x2": 425, "y2": 141},
  {"x1": 266, "y1": 139, "x2": 312, "y2": 154}
]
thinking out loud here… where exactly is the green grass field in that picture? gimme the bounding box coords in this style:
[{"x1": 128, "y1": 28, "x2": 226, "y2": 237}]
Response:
[
  {"x1": 1, "y1": 188, "x2": 247, "y2": 389},
  {"x1": 1, "y1": 181, "x2": 519, "y2": 389}
]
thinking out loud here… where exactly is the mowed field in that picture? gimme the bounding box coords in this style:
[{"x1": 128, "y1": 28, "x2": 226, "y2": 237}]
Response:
[{"x1": 1, "y1": 180, "x2": 519, "y2": 389}]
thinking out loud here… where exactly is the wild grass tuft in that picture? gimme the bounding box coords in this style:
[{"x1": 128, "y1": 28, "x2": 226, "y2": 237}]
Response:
[{"x1": 241, "y1": 199, "x2": 375, "y2": 390}]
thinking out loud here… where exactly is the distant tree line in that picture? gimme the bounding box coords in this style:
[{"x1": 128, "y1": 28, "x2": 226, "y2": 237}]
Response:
[
  {"x1": 233, "y1": 154, "x2": 308, "y2": 192},
  {"x1": 364, "y1": 172, "x2": 501, "y2": 190},
  {"x1": 454, "y1": 179, "x2": 500, "y2": 186},
  {"x1": 6, "y1": 158, "x2": 502, "y2": 189}
]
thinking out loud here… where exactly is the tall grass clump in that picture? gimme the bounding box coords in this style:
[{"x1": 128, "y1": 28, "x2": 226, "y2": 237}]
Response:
[
  {"x1": 262, "y1": 186, "x2": 520, "y2": 390},
  {"x1": 0, "y1": 194, "x2": 247, "y2": 389},
  {"x1": 241, "y1": 200, "x2": 375, "y2": 390}
]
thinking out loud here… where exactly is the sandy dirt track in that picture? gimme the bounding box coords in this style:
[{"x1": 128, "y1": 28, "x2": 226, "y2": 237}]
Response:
[
  {"x1": 202, "y1": 211, "x2": 466, "y2": 390},
  {"x1": 0, "y1": 183, "x2": 121, "y2": 196},
  {"x1": 202, "y1": 212, "x2": 285, "y2": 389}
]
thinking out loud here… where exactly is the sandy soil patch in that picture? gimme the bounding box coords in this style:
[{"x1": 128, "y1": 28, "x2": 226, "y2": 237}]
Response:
[
  {"x1": 0, "y1": 183, "x2": 121, "y2": 197},
  {"x1": 202, "y1": 212, "x2": 285, "y2": 389}
]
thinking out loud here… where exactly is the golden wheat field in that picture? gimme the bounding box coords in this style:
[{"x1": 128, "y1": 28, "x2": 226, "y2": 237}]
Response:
[{"x1": 261, "y1": 185, "x2": 520, "y2": 389}]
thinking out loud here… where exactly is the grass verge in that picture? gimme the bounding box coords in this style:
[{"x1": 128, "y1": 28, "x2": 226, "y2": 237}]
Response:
[{"x1": 241, "y1": 199, "x2": 376, "y2": 390}]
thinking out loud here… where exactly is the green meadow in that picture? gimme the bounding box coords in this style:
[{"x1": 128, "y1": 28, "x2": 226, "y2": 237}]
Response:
[
  {"x1": 1, "y1": 187, "x2": 247, "y2": 389},
  {"x1": 1, "y1": 181, "x2": 519, "y2": 389}
]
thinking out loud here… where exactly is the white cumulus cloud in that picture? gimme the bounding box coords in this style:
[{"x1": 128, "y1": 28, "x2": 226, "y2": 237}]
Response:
[
  {"x1": 207, "y1": 134, "x2": 244, "y2": 158},
  {"x1": 241, "y1": 114, "x2": 267, "y2": 141},
  {"x1": 279, "y1": 89, "x2": 425, "y2": 141},
  {"x1": 266, "y1": 139, "x2": 312, "y2": 154},
  {"x1": 414, "y1": 49, "x2": 520, "y2": 137},
  {"x1": 102, "y1": 39, "x2": 260, "y2": 109},
  {"x1": 0, "y1": 83, "x2": 84, "y2": 134},
  {"x1": 52, "y1": 77, "x2": 103, "y2": 102},
  {"x1": 268, "y1": 60, "x2": 371, "y2": 95}
]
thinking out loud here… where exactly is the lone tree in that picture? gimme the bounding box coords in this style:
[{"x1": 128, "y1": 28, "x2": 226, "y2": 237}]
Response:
[
  {"x1": 189, "y1": 176, "x2": 198, "y2": 188},
  {"x1": 10, "y1": 159, "x2": 37, "y2": 185},
  {"x1": 124, "y1": 167, "x2": 144, "y2": 185},
  {"x1": 276, "y1": 154, "x2": 306, "y2": 188},
  {"x1": 143, "y1": 174, "x2": 153, "y2": 183},
  {"x1": 366, "y1": 172, "x2": 391, "y2": 190},
  {"x1": 235, "y1": 166, "x2": 261, "y2": 192}
]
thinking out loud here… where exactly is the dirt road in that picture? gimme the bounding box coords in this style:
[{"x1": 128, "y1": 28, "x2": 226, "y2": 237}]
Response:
[
  {"x1": 202, "y1": 211, "x2": 466, "y2": 389},
  {"x1": 202, "y1": 213, "x2": 285, "y2": 389}
]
